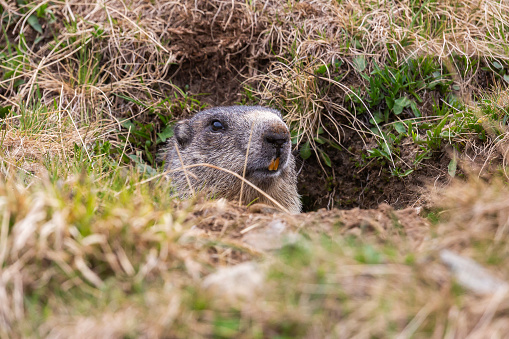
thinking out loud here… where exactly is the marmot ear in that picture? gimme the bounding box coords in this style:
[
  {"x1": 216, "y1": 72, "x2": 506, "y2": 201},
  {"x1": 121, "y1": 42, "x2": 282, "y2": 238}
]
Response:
[{"x1": 174, "y1": 120, "x2": 192, "y2": 148}]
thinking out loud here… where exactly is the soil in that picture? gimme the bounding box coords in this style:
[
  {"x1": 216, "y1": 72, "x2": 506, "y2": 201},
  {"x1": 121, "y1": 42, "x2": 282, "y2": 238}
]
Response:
[
  {"x1": 159, "y1": 0, "x2": 272, "y2": 107},
  {"x1": 168, "y1": 54, "x2": 256, "y2": 107},
  {"x1": 182, "y1": 199, "x2": 430, "y2": 258},
  {"x1": 296, "y1": 132, "x2": 452, "y2": 211}
]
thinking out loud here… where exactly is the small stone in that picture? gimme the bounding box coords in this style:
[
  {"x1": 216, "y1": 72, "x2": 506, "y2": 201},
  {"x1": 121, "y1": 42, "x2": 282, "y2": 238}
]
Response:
[
  {"x1": 202, "y1": 262, "x2": 264, "y2": 302},
  {"x1": 440, "y1": 250, "x2": 509, "y2": 295},
  {"x1": 243, "y1": 220, "x2": 300, "y2": 251},
  {"x1": 248, "y1": 203, "x2": 282, "y2": 214}
]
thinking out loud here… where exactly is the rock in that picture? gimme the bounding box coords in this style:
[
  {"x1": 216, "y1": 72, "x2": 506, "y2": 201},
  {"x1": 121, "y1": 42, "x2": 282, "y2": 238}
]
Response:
[
  {"x1": 242, "y1": 219, "x2": 300, "y2": 251},
  {"x1": 248, "y1": 203, "x2": 282, "y2": 214},
  {"x1": 202, "y1": 262, "x2": 264, "y2": 302},
  {"x1": 440, "y1": 250, "x2": 509, "y2": 295}
]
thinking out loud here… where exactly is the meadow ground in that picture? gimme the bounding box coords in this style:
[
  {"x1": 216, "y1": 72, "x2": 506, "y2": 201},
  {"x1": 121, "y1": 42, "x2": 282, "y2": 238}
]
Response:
[{"x1": 1, "y1": 0, "x2": 509, "y2": 337}]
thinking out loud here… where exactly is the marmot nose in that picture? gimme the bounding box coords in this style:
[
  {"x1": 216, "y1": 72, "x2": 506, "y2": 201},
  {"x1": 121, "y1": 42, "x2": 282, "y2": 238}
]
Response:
[{"x1": 264, "y1": 132, "x2": 289, "y2": 148}]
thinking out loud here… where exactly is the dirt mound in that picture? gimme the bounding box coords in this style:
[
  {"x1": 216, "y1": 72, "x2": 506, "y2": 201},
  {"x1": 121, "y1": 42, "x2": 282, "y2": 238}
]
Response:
[{"x1": 184, "y1": 199, "x2": 430, "y2": 252}]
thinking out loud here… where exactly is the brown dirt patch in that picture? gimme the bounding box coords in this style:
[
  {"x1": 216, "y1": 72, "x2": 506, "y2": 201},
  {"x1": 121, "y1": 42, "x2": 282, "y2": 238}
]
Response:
[
  {"x1": 155, "y1": 1, "x2": 274, "y2": 107},
  {"x1": 297, "y1": 130, "x2": 452, "y2": 211},
  {"x1": 183, "y1": 199, "x2": 430, "y2": 251}
]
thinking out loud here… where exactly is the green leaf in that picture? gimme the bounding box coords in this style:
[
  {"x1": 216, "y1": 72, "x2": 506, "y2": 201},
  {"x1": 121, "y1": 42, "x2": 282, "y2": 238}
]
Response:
[
  {"x1": 391, "y1": 168, "x2": 414, "y2": 177},
  {"x1": 290, "y1": 129, "x2": 301, "y2": 145},
  {"x1": 127, "y1": 154, "x2": 157, "y2": 176},
  {"x1": 367, "y1": 149, "x2": 382, "y2": 158},
  {"x1": 353, "y1": 55, "x2": 366, "y2": 72},
  {"x1": 503, "y1": 74, "x2": 509, "y2": 83},
  {"x1": 34, "y1": 35, "x2": 45, "y2": 44},
  {"x1": 0, "y1": 105, "x2": 12, "y2": 119},
  {"x1": 157, "y1": 125, "x2": 174, "y2": 143},
  {"x1": 385, "y1": 96, "x2": 395, "y2": 109},
  {"x1": 132, "y1": 129, "x2": 150, "y2": 140},
  {"x1": 360, "y1": 73, "x2": 371, "y2": 81},
  {"x1": 440, "y1": 130, "x2": 455, "y2": 138},
  {"x1": 448, "y1": 158, "x2": 457, "y2": 177},
  {"x1": 121, "y1": 120, "x2": 135, "y2": 129},
  {"x1": 381, "y1": 142, "x2": 391, "y2": 157},
  {"x1": 319, "y1": 149, "x2": 332, "y2": 167},
  {"x1": 327, "y1": 139, "x2": 342, "y2": 150},
  {"x1": 369, "y1": 112, "x2": 384, "y2": 124},
  {"x1": 402, "y1": 169, "x2": 414, "y2": 177},
  {"x1": 27, "y1": 15, "x2": 43, "y2": 34},
  {"x1": 393, "y1": 96, "x2": 412, "y2": 115},
  {"x1": 394, "y1": 122, "x2": 407, "y2": 134},
  {"x1": 300, "y1": 141, "x2": 311, "y2": 160},
  {"x1": 370, "y1": 127, "x2": 381, "y2": 136},
  {"x1": 315, "y1": 64, "x2": 327, "y2": 75},
  {"x1": 492, "y1": 61, "x2": 503, "y2": 70},
  {"x1": 314, "y1": 137, "x2": 326, "y2": 144},
  {"x1": 13, "y1": 78, "x2": 25, "y2": 89},
  {"x1": 4, "y1": 70, "x2": 15, "y2": 80},
  {"x1": 410, "y1": 101, "x2": 421, "y2": 117}
]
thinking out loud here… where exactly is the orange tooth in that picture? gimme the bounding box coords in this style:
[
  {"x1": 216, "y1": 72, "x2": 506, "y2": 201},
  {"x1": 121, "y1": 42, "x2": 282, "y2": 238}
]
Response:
[{"x1": 268, "y1": 157, "x2": 280, "y2": 171}]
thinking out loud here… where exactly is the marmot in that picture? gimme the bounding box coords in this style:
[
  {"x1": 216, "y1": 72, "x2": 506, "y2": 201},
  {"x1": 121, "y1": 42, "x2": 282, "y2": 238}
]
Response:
[{"x1": 161, "y1": 106, "x2": 301, "y2": 214}]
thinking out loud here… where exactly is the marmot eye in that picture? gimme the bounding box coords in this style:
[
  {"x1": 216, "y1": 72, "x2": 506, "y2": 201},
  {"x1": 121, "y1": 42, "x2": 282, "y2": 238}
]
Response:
[{"x1": 211, "y1": 120, "x2": 224, "y2": 132}]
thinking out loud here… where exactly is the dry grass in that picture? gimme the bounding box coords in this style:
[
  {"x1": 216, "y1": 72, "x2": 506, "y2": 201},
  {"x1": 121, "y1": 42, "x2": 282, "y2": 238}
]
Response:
[
  {"x1": 1, "y1": 0, "x2": 508, "y2": 172},
  {"x1": 250, "y1": 0, "x2": 509, "y2": 166},
  {"x1": 1, "y1": 0, "x2": 271, "y2": 112},
  {"x1": 0, "y1": 0, "x2": 284, "y2": 174},
  {"x1": 0, "y1": 170, "x2": 211, "y2": 337},
  {"x1": 1, "y1": 172, "x2": 509, "y2": 337},
  {"x1": 0, "y1": 114, "x2": 114, "y2": 177}
]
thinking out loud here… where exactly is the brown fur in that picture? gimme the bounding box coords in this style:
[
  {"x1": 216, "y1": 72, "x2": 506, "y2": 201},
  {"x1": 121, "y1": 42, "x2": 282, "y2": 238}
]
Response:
[{"x1": 160, "y1": 106, "x2": 301, "y2": 213}]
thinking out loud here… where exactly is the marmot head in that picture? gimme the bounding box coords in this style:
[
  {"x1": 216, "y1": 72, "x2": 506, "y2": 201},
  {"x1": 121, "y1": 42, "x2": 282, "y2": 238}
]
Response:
[
  {"x1": 163, "y1": 105, "x2": 301, "y2": 213},
  {"x1": 172, "y1": 106, "x2": 293, "y2": 183}
]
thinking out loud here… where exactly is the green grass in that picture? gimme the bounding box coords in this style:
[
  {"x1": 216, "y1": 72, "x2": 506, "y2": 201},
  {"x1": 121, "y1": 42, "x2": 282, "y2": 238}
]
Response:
[{"x1": 260, "y1": 51, "x2": 507, "y2": 177}]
